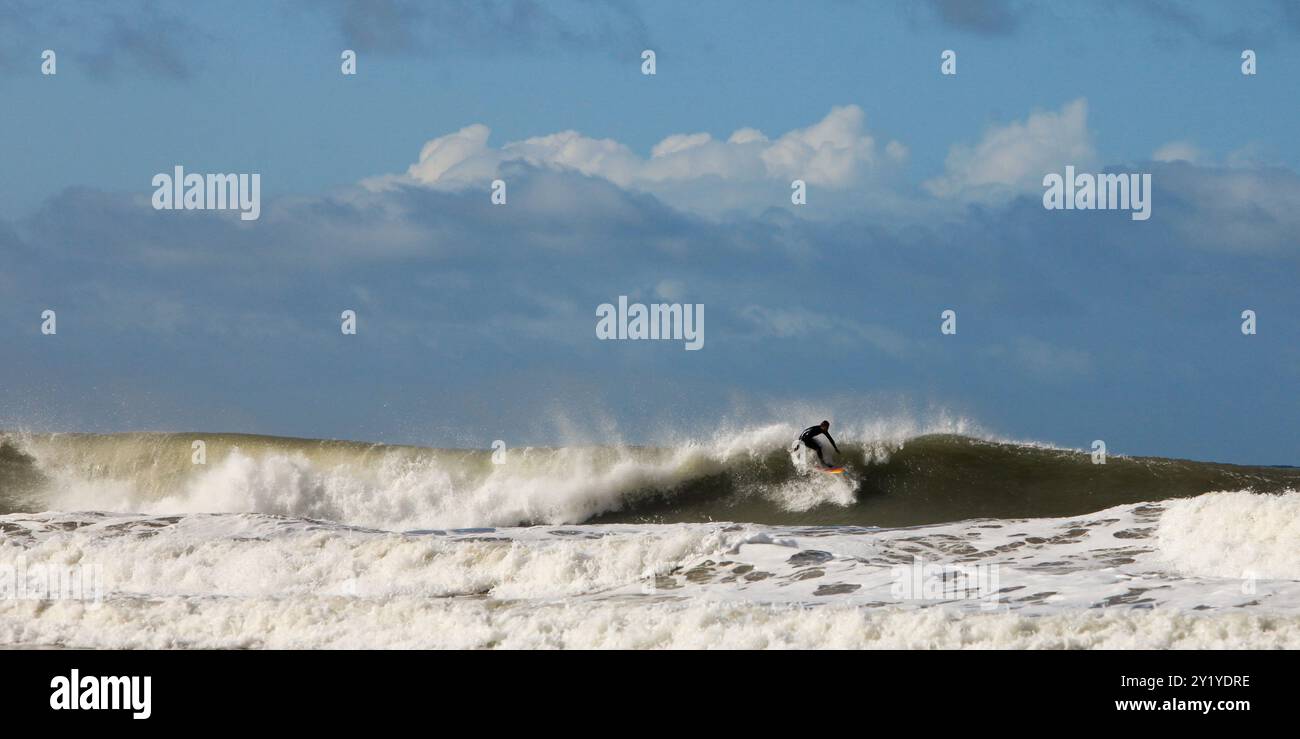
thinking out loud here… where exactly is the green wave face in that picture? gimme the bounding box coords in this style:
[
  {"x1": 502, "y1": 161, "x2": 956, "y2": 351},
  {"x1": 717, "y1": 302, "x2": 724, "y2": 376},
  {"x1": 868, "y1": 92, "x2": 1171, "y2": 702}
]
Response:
[{"x1": 596, "y1": 435, "x2": 1300, "y2": 527}]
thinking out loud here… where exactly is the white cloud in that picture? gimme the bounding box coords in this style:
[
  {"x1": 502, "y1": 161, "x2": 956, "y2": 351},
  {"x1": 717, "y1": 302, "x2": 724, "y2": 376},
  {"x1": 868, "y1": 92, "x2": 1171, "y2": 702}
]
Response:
[
  {"x1": 407, "y1": 123, "x2": 499, "y2": 185},
  {"x1": 1152, "y1": 140, "x2": 1203, "y2": 164},
  {"x1": 369, "y1": 106, "x2": 907, "y2": 213},
  {"x1": 925, "y1": 98, "x2": 1095, "y2": 200},
  {"x1": 651, "y1": 132, "x2": 712, "y2": 158},
  {"x1": 504, "y1": 131, "x2": 642, "y2": 186},
  {"x1": 362, "y1": 96, "x2": 1297, "y2": 249},
  {"x1": 758, "y1": 105, "x2": 881, "y2": 186},
  {"x1": 727, "y1": 127, "x2": 767, "y2": 145}
]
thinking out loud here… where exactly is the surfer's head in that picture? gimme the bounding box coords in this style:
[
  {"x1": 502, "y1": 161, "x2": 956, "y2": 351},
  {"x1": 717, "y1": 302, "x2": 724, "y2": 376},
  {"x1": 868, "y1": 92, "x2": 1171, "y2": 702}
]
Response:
[{"x1": 820, "y1": 420, "x2": 830, "y2": 430}]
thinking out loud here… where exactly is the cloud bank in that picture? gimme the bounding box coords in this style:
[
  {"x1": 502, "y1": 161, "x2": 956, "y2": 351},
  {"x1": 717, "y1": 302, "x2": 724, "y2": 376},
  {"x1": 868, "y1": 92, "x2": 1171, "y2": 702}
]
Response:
[
  {"x1": 2, "y1": 95, "x2": 1297, "y2": 458},
  {"x1": 364, "y1": 105, "x2": 910, "y2": 216}
]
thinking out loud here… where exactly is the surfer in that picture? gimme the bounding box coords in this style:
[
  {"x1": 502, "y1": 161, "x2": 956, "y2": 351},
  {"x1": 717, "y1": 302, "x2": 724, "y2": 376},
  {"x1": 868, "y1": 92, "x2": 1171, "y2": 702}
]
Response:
[{"x1": 797, "y1": 421, "x2": 840, "y2": 468}]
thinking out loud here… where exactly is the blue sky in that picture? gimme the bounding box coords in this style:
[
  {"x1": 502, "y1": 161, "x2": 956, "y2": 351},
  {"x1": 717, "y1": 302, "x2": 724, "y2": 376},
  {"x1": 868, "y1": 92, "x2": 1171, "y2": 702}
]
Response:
[{"x1": 1, "y1": 0, "x2": 1298, "y2": 462}]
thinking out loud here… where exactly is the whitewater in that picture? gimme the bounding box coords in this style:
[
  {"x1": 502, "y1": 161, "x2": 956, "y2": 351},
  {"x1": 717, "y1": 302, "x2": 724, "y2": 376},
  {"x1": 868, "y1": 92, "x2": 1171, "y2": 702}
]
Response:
[{"x1": 2, "y1": 421, "x2": 1298, "y2": 649}]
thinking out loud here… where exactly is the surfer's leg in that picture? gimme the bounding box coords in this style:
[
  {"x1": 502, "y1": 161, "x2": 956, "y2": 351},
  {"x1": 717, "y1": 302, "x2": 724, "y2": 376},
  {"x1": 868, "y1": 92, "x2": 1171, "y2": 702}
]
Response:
[{"x1": 803, "y1": 440, "x2": 828, "y2": 466}]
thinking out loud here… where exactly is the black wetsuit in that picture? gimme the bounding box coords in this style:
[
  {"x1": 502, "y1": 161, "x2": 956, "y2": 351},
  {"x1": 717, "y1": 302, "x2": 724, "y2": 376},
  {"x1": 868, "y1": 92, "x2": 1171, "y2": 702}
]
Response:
[{"x1": 798, "y1": 426, "x2": 839, "y2": 466}]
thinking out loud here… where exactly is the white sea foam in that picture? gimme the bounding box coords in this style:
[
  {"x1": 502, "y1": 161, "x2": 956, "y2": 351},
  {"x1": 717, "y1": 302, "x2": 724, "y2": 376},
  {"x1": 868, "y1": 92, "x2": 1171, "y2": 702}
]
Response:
[
  {"x1": 5, "y1": 596, "x2": 1300, "y2": 650},
  {"x1": 3, "y1": 492, "x2": 1299, "y2": 649},
  {"x1": 1156, "y1": 490, "x2": 1300, "y2": 580}
]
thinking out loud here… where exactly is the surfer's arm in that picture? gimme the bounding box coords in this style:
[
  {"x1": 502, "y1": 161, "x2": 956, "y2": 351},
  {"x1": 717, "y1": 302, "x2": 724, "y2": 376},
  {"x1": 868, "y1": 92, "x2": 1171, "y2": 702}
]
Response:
[{"x1": 824, "y1": 432, "x2": 839, "y2": 452}]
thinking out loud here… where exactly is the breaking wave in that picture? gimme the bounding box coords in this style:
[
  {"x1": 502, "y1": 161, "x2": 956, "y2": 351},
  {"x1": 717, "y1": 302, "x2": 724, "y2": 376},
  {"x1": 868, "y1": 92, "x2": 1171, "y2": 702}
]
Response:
[{"x1": 2, "y1": 425, "x2": 1295, "y2": 529}]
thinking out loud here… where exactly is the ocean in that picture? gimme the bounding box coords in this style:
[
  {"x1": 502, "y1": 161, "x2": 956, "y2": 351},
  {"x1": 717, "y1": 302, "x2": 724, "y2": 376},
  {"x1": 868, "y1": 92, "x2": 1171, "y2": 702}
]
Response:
[{"x1": 2, "y1": 424, "x2": 1297, "y2": 648}]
